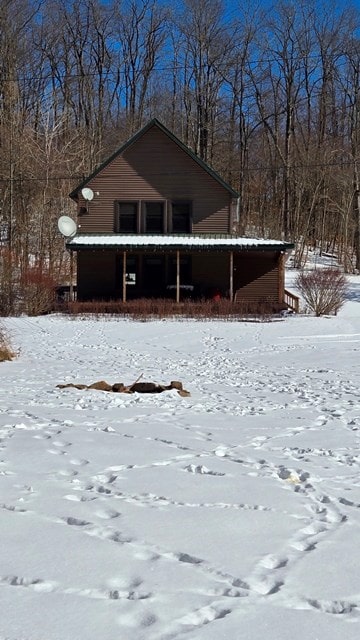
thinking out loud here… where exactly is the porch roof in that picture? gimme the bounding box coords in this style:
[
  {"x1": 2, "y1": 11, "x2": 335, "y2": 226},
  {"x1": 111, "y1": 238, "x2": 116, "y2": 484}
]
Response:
[{"x1": 67, "y1": 234, "x2": 294, "y2": 252}]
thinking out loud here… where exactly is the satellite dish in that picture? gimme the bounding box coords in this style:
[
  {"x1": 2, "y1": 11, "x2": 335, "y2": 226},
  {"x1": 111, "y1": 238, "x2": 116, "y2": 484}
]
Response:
[
  {"x1": 58, "y1": 216, "x2": 77, "y2": 238},
  {"x1": 81, "y1": 187, "x2": 94, "y2": 201}
]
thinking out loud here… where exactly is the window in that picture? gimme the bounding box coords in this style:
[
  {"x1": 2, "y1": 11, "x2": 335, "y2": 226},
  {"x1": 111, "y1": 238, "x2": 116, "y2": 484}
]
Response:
[
  {"x1": 116, "y1": 200, "x2": 191, "y2": 234},
  {"x1": 117, "y1": 202, "x2": 138, "y2": 233},
  {"x1": 144, "y1": 202, "x2": 165, "y2": 233},
  {"x1": 172, "y1": 202, "x2": 191, "y2": 233}
]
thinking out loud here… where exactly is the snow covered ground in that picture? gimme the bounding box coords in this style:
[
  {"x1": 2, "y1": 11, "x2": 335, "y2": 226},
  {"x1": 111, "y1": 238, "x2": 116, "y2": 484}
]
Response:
[{"x1": 1, "y1": 275, "x2": 360, "y2": 640}]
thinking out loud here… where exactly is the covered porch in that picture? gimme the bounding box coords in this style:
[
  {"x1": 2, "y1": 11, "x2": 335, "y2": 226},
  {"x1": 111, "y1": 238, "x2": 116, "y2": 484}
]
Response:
[{"x1": 67, "y1": 234, "x2": 295, "y2": 309}]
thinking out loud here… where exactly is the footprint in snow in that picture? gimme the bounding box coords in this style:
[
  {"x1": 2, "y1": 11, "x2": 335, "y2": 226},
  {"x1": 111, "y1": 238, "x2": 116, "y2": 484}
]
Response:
[
  {"x1": 184, "y1": 464, "x2": 225, "y2": 476},
  {"x1": 69, "y1": 458, "x2": 89, "y2": 466},
  {"x1": 95, "y1": 508, "x2": 121, "y2": 520},
  {"x1": 307, "y1": 598, "x2": 357, "y2": 615},
  {"x1": 64, "y1": 516, "x2": 91, "y2": 527}
]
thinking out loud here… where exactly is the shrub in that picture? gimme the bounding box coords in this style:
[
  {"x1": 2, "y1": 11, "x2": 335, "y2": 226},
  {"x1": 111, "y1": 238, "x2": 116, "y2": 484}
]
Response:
[
  {"x1": 62, "y1": 297, "x2": 285, "y2": 320},
  {"x1": 20, "y1": 267, "x2": 56, "y2": 316},
  {"x1": 0, "y1": 324, "x2": 14, "y2": 361},
  {"x1": 0, "y1": 249, "x2": 19, "y2": 316},
  {"x1": 295, "y1": 268, "x2": 348, "y2": 316}
]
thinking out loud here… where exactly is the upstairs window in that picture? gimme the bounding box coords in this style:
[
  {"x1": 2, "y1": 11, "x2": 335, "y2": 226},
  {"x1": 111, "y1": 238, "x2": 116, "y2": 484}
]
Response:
[
  {"x1": 144, "y1": 202, "x2": 165, "y2": 233},
  {"x1": 172, "y1": 202, "x2": 192, "y2": 233},
  {"x1": 116, "y1": 200, "x2": 191, "y2": 234},
  {"x1": 117, "y1": 202, "x2": 138, "y2": 233}
]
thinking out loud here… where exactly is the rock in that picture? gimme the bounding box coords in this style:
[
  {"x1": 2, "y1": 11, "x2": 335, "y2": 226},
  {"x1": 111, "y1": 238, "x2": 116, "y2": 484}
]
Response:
[
  {"x1": 57, "y1": 379, "x2": 190, "y2": 396},
  {"x1": 131, "y1": 382, "x2": 165, "y2": 393},
  {"x1": 169, "y1": 381, "x2": 183, "y2": 390},
  {"x1": 87, "y1": 380, "x2": 113, "y2": 392},
  {"x1": 112, "y1": 383, "x2": 126, "y2": 392},
  {"x1": 56, "y1": 383, "x2": 87, "y2": 390}
]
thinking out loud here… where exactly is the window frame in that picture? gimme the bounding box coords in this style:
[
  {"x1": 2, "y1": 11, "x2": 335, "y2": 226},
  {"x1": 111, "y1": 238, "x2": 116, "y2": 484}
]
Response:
[
  {"x1": 115, "y1": 201, "x2": 139, "y2": 234},
  {"x1": 170, "y1": 200, "x2": 192, "y2": 233},
  {"x1": 142, "y1": 201, "x2": 166, "y2": 234},
  {"x1": 115, "y1": 199, "x2": 193, "y2": 234}
]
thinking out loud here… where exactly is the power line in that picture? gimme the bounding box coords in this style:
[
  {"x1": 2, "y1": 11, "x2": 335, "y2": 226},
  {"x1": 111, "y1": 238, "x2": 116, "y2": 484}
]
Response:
[
  {"x1": 1, "y1": 47, "x2": 359, "y2": 86},
  {"x1": 0, "y1": 156, "x2": 358, "y2": 187}
]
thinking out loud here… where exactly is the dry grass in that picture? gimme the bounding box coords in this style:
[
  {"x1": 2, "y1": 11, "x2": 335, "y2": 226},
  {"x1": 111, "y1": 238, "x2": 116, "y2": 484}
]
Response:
[
  {"x1": 62, "y1": 297, "x2": 286, "y2": 321},
  {"x1": 0, "y1": 325, "x2": 15, "y2": 361}
]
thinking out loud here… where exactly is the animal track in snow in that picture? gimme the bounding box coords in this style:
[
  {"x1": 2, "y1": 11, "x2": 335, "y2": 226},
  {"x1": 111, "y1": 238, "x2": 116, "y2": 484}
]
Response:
[
  {"x1": 184, "y1": 464, "x2": 225, "y2": 476},
  {"x1": 64, "y1": 516, "x2": 91, "y2": 527},
  {"x1": 58, "y1": 469, "x2": 78, "y2": 477},
  {"x1": 95, "y1": 508, "x2": 121, "y2": 520},
  {"x1": 69, "y1": 458, "x2": 89, "y2": 466},
  {"x1": 176, "y1": 552, "x2": 203, "y2": 565},
  {"x1": 3, "y1": 316, "x2": 360, "y2": 640},
  {"x1": 47, "y1": 448, "x2": 67, "y2": 456},
  {"x1": 52, "y1": 440, "x2": 72, "y2": 448},
  {"x1": 160, "y1": 603, "x2": 232, "y2": 639},
  {"x1": 1, "y1": 575, "x2": 57, "y2": 592},
  {"x1": 0, "y1": 503, "x2": 27, "y2": 513},
  {"x1": 259, "y1": 555, "x2": 288, "y2": 570},
  {"x1": 307, "y1": 598, "x2": 358, "y2": 615},
  {"x1": 0, "y1": 573, "x2": 151, "y2": 603}
]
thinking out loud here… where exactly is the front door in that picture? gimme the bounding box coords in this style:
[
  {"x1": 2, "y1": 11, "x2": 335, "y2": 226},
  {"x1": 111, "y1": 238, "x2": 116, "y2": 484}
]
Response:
[{"x1": 142, "y1": 256, "x2": 165, "y2": 297}]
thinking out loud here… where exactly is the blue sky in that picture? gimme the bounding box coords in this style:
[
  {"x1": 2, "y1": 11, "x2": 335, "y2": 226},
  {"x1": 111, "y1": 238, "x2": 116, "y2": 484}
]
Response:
[{"x1": 222, "y1": 0, "x2": 360, "y2": 16}]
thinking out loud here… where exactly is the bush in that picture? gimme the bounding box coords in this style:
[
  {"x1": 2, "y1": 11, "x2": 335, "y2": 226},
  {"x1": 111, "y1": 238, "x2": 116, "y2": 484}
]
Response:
[
  {"x1": 0, "y1": 254, "x2": 57, "y2": 317},
  {"x1": 0, "y1": 249, "x2": 19, "y2": 316},
  {"x1": 0, "y1": 324, "x2": 14, "y2": 361},
  {"x1": 295, "y1": 268, "x2": 348, "y2": 316},
  {"x1": 62, "y1": 297, "x2": 286, "y2": 320},
  {"x1": 19, "y1": 267, "x2": 56, "y2": 316}
]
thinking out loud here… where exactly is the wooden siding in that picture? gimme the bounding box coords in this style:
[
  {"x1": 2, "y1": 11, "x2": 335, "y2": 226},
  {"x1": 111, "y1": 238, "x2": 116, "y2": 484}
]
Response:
[
  {"x1": 192, "y1": 253, "x2": 229, "y2": 293},
  {"x1": 278, "y1": 253, "x2": 285, "y2": 303},
  {"x1": 192, "y1": 251, "x2": 281, "y2": 301},
  {"x1": 233, "y1": 252, "x2": 280, "y2": 302},
  {"x1": 76, "y1": 125, "x2": 232, "y2": 234}
]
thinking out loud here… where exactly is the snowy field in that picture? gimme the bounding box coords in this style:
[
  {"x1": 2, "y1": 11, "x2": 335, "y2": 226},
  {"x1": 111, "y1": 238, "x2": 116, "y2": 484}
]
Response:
[{"x1": 1, "y1": 277, "x2": 360, "y2": 640}]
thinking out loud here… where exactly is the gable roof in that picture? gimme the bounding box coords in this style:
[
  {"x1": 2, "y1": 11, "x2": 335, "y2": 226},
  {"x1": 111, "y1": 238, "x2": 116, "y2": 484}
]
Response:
[{"x1": 69, "y1": 118, "x2": 239, "y2": 200}]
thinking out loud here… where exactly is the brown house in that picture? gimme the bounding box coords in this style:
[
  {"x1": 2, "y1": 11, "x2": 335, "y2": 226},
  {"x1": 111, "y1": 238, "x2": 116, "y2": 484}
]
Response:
[{"x1": 67, "y1": 119, "x2": 295, "y2": 309}]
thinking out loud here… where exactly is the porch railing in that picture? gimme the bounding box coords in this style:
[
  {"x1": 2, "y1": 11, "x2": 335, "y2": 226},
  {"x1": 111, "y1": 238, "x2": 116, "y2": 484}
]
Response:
[{"x1": 284, "y1": 289, "x2": 300, "y2": 313}]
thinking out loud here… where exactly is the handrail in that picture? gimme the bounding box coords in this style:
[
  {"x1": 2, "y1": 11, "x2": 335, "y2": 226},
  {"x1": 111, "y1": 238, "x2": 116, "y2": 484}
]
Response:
[{"x1": 284, "y1": 288, "x2": 300, "y2": 313}]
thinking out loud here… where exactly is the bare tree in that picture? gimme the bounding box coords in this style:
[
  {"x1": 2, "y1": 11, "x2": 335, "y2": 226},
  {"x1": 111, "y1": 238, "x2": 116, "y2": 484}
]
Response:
[
  {"x1": 2, "y1": 0, "x2": 360, "y2": 313},
  {"x1": 173, "y1": 0, "x2": 231, "y2": 162},
  {"x1": 113, "y1": 0, "x2": 168, "y2": 134},
  {"x1": 217, "y1": 3, "x2": 265, "y2": 230},
  {"x1": 342, "y1": 39, "x2": 360, "y2": 270},
  {"x1": 40, "y1": 0, "x2": 119, "y2": 168}
]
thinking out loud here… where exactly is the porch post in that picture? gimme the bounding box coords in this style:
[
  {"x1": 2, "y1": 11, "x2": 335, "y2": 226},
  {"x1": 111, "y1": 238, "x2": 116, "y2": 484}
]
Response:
[
  {"x1": 122, "y1": 250, "x2": 127, "y2": 302},
  {"x1": 176, "y1": 250, "x2": 180, "y2": 303},
  {"x1": 229, "y1": 251, "x2": 234, "y2": 301},
  {"x1": 278, "y1": 252, "x2": 285, "y2": 304},
  {"x1": 69, "y1": 250, "x2": 74, "y2": 302}
]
